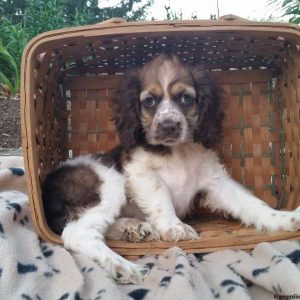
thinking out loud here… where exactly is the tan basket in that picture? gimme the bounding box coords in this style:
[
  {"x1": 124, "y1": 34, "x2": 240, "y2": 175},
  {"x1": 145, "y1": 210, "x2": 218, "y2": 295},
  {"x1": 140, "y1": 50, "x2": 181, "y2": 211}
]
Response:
[{"x1": 21, "y1": 16, "x2": 300, "y2": 259}]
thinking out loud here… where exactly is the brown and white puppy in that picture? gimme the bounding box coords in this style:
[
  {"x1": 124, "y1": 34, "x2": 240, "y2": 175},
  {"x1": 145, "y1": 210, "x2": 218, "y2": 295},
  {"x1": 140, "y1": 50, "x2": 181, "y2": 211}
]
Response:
[{"x1": 43, "y1": 54, "x2": 300, "y2": 284}]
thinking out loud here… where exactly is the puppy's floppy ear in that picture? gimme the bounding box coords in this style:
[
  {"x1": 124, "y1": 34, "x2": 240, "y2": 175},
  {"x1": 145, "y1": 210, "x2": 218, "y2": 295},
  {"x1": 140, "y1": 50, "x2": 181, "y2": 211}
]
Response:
[
  {"x1": 112, "y1": 69, "x2": 145, "y2": 148},
  {"x1": 191, "y1": 66, "x2": 225, "y2": 148}
]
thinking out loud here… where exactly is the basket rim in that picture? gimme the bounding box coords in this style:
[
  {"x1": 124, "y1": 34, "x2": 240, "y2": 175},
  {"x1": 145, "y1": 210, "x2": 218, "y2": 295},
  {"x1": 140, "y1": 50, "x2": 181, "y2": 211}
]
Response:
[
  {"x1": 23, "y1": 17, "x2": 300, "y2": 45},
  {"x1": 21, "y1": 18, "x2": 300, "y2": 62}
]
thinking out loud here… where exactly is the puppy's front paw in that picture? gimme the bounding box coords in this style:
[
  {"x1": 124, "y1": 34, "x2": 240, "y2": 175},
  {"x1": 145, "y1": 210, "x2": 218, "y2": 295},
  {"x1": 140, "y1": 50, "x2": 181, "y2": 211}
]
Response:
[
  {"x1": 159, "y1": 222, "x2": 199, "y2": 242},
  {"x1": 107, "y1": 256, "x2": 149, "y2": 284},
  {"x1": 285, "y1": 208, "x2": 300, "y2": 231},
  {"x1": 62, "y1": 223, "x2": 149, "y2": 284},
  {"x1": 256, "y1": 208, "x2": 300, "y2": 232},
  {"x1": 286, "y1": 207, "x2": 300, "y2": 231},
  {"x1": 122, "y1": 220, "x2": 160, "y2": 242}
]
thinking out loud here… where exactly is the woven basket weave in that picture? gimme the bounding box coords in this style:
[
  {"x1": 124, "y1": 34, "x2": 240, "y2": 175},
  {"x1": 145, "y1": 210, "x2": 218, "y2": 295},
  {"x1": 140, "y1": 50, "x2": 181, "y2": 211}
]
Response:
[{"x1": 21, "y1": 16, "x2": 300, "y2": 259}]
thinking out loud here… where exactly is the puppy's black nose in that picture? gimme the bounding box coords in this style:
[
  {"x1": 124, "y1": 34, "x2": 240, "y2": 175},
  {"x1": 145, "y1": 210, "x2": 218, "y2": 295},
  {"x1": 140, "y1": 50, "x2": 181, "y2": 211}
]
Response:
[{"x1": 159, "y1": 119, "x2": 180, "y2": 135}]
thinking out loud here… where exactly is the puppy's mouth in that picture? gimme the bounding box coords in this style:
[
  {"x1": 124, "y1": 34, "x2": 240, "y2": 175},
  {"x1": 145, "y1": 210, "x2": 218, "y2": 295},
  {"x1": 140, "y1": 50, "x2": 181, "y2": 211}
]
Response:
[
  {"x1": 159, "y1": 138, "x2": 180, "y2": 145},
  {"x1": 152, "y1": 128, "x2": 194, "y2": 146},
  {"x1": 153, "y1": 131, "x2": 184, "y2": 145}
]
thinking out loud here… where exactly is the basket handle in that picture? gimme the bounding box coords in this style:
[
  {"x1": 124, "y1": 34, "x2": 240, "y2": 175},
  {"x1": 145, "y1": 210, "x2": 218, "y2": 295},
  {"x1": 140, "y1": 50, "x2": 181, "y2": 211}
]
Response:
[
  {"x1": 219, "y1": 14, "x2": 250, "y2": 22},
  {"x1": 95, "y1": 18, "x2": 127, "y2": 26}
]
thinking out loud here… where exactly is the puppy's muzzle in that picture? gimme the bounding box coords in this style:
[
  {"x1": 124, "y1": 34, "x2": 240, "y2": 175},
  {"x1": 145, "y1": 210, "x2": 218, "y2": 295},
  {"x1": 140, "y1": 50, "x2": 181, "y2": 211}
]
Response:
[{"x1": 156, "y1": 119, "x2": 182, "y2": 142}]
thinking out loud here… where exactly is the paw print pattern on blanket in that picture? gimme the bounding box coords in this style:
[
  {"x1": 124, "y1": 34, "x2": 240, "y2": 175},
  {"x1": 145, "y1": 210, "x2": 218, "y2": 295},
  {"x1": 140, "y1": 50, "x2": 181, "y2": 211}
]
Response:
[
  {"x1": 8, "y1": 168, "x2": 25, "y2": 177},
  {"x1": 174, "y1": 263, "x2": 184, "y2": 276},
  {"x1": 1, "y1": 191, "x2": 300, "y2": 299},
  {"x1": 17, "y1": 262, "x2": 38, "y2": 274},
  {"x1": 0, "y1": 164, "x2": 27, "y2": 193},
  {"x1": 127, "y1": 288, "x2": 150, "y2": 300},
  {"x1": 21, "y1": 293, "x2": 42, "y2": 300},
  {"x1": 220, "y1": 279, "x2": 247, "y2": 294},
  {"x1": 159, "y1": 276, "x2": 172, "y2": 287},
  {"x1": 6, "y1": 201, "x2": 29, "y2": 228},
  {"x1": 252, "y1": 266, "x2": 270, "y2": 277},
  {"x1": 0, "y1": 222, "x2": 4, "y2": 235},
  {"x1": 81, "y1": 266, "x2": 94, "y2": 273},
  {"x1": 58, "y1": 293, "x2": 70, "y2": 300},
  {"x1": 287, "y1": 249, "x2": 300, "y2": 265},
  {"x1": 40, "y1": 243, "x2": 54, "y2": 258}
]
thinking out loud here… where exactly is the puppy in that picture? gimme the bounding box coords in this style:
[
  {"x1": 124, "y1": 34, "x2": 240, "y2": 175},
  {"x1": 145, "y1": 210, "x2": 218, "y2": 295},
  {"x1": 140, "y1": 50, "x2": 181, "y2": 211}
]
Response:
[{"x1": 42, "y1": 54, "x2": 300, "y2": 284}]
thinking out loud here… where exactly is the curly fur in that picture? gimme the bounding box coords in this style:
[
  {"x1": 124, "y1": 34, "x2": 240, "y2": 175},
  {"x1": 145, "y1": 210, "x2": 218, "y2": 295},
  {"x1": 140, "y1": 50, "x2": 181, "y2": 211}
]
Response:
[
  {"x1": 190, "y1": 67, "x2": 225, "y2": 148},
  {"x1": 113, "y1": 69, "x2": 145, "y2": 148}
]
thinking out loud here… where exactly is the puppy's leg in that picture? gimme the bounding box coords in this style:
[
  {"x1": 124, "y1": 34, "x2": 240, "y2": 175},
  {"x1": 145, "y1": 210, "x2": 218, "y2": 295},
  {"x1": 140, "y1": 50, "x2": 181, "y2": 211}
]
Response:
[
  {"x1": 62, "y1": 215, "x2": 148, "y2": 284},
  {"x1": 106, "y1": 218, "x2": 160, "y2": 242},
  {"x1": 62, "y1": 164, "x2": 148, "y2": 284},
  {"x1": 126, "y1": 169, "x2": 198, "y2": 242},
  {"x1": 203, "y1": 176, "x2": 300, "y2": 232}
]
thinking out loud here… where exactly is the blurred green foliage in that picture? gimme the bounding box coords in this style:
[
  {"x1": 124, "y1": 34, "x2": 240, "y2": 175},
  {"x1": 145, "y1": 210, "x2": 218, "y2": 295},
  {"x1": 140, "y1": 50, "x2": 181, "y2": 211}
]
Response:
[
  {"x1": 270, "y1": 0, "x2": 300, "y2": 23},
  {"x1": 0, "y1": 0, "x2": 153, "y2": 95}
]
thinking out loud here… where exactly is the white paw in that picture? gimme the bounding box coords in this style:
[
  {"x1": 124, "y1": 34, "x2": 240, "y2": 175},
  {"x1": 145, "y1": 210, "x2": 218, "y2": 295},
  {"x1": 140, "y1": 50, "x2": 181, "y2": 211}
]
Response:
[
  {"x1": 122, "y1": 220, "x2": 160, "y2": 242},
  {"x1": 256, "y1": 209, "x2": 300, "y2": 232},
  {"x1": 285, "y1": 208, "x2": 300, "y2": 231},
  {"x1": 106, "y1": 254, "x2": 149, "y2": 284},
  {"x1": 159, "y1": 222, "x2": 199, "y2": 242}
]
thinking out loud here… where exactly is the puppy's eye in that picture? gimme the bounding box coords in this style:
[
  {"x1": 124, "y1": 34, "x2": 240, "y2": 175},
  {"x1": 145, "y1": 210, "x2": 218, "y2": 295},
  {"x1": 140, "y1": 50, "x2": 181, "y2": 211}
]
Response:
[
  {"x1": 142, "y1": 96, "x2": 156, "y2": 108},
  {"x1": 179, "y1": 93, "x2": 194, "y2": 106}
]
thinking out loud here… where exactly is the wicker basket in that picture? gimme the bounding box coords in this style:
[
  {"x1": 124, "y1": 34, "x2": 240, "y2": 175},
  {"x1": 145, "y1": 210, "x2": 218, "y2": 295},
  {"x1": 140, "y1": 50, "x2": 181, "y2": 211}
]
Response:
[{"x1": 21, "y1": 16, "x2": 300, "y2": 259}]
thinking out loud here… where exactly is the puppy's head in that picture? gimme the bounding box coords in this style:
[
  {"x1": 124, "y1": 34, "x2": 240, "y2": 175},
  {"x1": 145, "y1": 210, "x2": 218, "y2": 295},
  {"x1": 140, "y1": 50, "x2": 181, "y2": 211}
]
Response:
[{"x1": 113, "y1": 54, "x2": 224, "y2": 148}]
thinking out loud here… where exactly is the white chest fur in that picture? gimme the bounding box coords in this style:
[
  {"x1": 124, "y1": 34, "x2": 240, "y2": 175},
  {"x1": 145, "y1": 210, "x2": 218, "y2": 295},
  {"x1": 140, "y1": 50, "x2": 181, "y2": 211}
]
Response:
[
  {"x1": 155, "y1": 147, "x2": 202, "y2": 216},
  {"x1": 124, "y1": 143, "x2": 222, "y2": 218}
]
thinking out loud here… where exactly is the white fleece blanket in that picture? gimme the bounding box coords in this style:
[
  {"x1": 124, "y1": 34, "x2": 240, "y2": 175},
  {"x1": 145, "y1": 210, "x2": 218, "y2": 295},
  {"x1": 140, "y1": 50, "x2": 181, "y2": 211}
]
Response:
[{"x1": 1, "y1": 156, "x2": 300, "y2": 299}]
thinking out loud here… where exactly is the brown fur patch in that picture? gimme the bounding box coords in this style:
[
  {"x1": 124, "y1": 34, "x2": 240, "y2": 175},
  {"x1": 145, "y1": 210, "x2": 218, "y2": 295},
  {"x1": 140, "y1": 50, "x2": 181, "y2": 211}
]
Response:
[
  {"x1": 170, "y1": 81, "x2": 199, "y2": 122},
  {"x1": 140, "y1": 57, "x2": 194, "y2": 102},
  {"x1": 59, "y1": 165, "x2": 101, "y2": 207},
  {"x1": 169, "y1": 82, "x2": 195, "y2": 98},
  {"x1": 95, "y1": 145, "x2": 135, "y2": 170},
  {"x1": 185, "y1": 102, "x2": 199, "y2": 120},
  {"x1": 140, "y1": 55, "x2": 194, "y2": 99},
  {"x1": 120, "y1": 149, "x2": 133, "y2": 166},
  {"x1": 140, "y1": 83, "x2": 163, "y2": 101},
  {"x1": 95, "y1": 145, "x2": 124, "y2": 172},
  {"x1": 141, "y1": 107, "x2": 155, "y2": 126},
  {"x1": 139, "y1": 83, "x2": 163, "y2": 127},
  {"x1": 42, "y1": 162, "x2": 102, "y2": 234}
]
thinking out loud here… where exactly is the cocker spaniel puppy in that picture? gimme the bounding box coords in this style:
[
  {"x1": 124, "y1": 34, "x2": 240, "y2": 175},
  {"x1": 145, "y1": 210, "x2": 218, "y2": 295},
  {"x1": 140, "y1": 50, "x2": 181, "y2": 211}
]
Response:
[{"x1": 42, "y1": 54, "x2": 300, "y2": 284}]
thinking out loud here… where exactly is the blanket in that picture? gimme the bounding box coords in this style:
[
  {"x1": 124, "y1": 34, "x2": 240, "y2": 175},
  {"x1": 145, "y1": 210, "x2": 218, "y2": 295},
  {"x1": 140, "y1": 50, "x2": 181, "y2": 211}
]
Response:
[
  {"x1": 0, "y1": 156, "x2": 26, "y2": 194},
  {"x1": 0, "y1": 155, "x2": 300, "y2": 299}
]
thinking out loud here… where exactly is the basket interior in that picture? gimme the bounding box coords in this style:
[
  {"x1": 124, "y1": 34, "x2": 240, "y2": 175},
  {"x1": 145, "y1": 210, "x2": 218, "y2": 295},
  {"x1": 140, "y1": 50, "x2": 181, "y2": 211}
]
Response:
[{"x1": 23, "y1": 21, "x2": 300, "y2": 248}]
